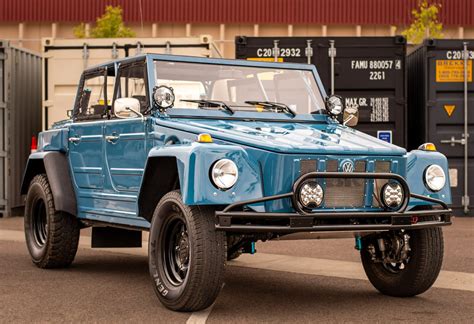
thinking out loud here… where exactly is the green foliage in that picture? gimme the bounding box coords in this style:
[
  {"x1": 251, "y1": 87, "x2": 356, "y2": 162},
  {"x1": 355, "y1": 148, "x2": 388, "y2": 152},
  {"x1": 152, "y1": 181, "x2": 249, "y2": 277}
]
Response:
[
  {"x1": 73, "y1": 23, "x2": 86, "y2": 38},
  {"x1": 402, "y1": 1, "x2": 443, "y2": 44},
  {"x1": 73, "y1": 6, "x2": 135, "y2": 39}
]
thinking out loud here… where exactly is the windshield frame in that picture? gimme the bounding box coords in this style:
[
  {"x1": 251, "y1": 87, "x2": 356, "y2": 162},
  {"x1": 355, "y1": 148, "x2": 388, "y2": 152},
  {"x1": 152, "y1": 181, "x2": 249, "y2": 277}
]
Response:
[{"x1": 146, "y1": 54, "x2": 328, "y2": 116}]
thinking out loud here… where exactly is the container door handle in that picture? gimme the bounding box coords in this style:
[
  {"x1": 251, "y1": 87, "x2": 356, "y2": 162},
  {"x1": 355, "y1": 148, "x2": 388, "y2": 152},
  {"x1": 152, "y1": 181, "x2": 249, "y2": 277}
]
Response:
[
  {"x1": 105, "y1": 135, "x2": 119, "y2": 143},
  {"x1": 68, "y1": 137, "x2": 81, "y2": 144},
  {"x1": 440, "y1": 136, "x2": 466, "y2": 147}
]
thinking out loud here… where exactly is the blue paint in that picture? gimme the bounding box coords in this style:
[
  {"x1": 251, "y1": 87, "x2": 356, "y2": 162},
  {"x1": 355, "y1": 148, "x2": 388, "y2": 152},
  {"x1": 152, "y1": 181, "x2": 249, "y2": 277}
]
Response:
[
  {"x1": 27, "y1": 54, "x2": 452, "y2": 229},
  {"x1": 355, "y1": 235, "x2": 362, "y2": 250}
]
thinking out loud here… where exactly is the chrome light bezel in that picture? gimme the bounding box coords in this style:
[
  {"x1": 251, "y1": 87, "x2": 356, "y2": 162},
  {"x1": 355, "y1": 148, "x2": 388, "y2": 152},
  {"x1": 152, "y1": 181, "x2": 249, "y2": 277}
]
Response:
[
  {"x1": 424, "y1": 164, "x2": 446, "y2": 192},
  {"x1": 210, "y1": 159, "x2": 238, "y2": 190}
]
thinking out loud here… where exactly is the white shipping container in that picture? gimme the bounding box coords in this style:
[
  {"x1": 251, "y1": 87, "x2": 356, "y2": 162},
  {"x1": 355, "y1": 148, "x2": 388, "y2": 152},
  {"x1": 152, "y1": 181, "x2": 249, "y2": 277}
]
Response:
[{"x1": 42, "y1": 35, "x2": 221, "y2": 129}]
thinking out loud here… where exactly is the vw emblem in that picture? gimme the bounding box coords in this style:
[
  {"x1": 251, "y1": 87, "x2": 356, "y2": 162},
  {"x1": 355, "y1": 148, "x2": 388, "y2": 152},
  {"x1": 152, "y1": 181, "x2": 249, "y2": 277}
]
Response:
[{"x1": 341, "y1": 160, "x2": 354, "y2": 172}]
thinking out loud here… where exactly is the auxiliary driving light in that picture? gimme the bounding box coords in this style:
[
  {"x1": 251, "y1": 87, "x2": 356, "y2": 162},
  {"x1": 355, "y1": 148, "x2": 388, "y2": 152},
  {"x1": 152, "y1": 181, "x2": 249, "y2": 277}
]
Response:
[
  {"x1": 381, "y1": 182, "x2": 404, "y2": 209},
  {"x1": 298, "y1": 181, "x2": 324, "y2": 209}
]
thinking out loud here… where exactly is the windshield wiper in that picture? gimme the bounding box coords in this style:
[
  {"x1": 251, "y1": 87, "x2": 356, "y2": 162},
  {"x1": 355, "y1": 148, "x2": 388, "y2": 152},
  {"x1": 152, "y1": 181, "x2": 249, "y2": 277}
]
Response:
[
  {"x1": 244, "y1": 101, "x2": 296, "y2": 117},
  {"x1": 180, "y1": 99, "x2": 234, "y2": 114}
]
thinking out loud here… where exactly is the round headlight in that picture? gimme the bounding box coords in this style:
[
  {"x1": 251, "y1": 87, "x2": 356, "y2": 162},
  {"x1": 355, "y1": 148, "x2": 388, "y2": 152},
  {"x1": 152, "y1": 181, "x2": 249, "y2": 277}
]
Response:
[
  {"x1": 211, "y1": 159, "x2": 238, "y2": 190},
  {"x1": 381, "y1": 182, "x2": 404, "y2": 209},
  {"x1": 298, "y1": 181, "x2": 324, "y2": 209},
  {"x1": 325, "y1": 95, "x2": 343, "y2": 117},
  {"x1": 425, "y1": 164, "x2": 446, "y2": 192}
]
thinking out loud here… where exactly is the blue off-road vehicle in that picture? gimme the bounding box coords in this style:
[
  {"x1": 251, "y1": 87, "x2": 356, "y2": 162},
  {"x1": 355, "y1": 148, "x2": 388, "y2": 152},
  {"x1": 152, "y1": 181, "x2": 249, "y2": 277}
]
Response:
[{"x1": 22, "y1": 54, "x2": 452, "y2": 311}]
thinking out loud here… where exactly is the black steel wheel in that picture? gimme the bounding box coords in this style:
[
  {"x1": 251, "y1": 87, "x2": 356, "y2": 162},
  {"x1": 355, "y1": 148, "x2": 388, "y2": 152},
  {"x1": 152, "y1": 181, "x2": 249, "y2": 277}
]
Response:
[
  {"x1": 163, "y1": 217, "x2": 190, "y2": 286},
  {"x1": 149, "y1": 190, "x2": 226, "y2": 311},
  {"x1": 361, "y1": 227, "x2": 444, "y2": 297},
  {"x1": 24, "y1": 174, "x2": 80, "y2": 268}
]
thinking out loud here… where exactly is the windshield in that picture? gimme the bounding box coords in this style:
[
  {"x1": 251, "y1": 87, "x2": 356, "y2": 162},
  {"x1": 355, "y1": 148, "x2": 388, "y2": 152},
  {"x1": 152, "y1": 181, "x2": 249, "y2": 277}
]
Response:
[{"x1": 153, "y1": 60, "x2": 326, "y2": 114}]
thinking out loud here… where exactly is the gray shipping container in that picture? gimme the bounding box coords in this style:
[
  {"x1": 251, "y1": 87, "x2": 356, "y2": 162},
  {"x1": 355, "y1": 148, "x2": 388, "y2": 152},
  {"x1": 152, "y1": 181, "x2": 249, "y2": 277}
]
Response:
[
  {"x1": 407, "y1": 39, "x2": 473, "y2": 216},
  {"x1": 0, "y1": 41, "x2": 42, "y2": 217}
]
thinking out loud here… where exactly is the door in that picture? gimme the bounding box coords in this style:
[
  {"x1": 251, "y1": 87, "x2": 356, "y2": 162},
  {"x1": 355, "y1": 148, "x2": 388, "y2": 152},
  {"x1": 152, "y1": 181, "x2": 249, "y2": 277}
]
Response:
[
  {"x1": 427, "y1": 42, "x2": 474, "y2": 216},
  {"x1": 68, "y1": 70, "x2": 109, "y2": 191},
  {"x1": 102, "y1": 61, "x2": 149, "y2": 215}
]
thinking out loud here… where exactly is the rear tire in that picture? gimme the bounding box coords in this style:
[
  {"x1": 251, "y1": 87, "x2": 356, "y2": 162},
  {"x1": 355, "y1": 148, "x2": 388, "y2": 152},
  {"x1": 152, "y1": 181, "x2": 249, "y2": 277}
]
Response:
[
  {"x1": 361, "y1": 227, "x2": 444, "y2": 297},
  {"x1": 24, "y1": 174, "x2": 80, "y2": 268},
  {"x1": 148, "y1": 191, "x2": 226, "y2": 311}
]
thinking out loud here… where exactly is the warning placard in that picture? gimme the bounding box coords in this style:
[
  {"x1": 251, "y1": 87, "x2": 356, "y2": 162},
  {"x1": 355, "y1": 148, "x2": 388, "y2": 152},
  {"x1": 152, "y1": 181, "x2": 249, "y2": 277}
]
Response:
[{"x1": 436, "y1": 60, "x2": 472, "y2": 82}]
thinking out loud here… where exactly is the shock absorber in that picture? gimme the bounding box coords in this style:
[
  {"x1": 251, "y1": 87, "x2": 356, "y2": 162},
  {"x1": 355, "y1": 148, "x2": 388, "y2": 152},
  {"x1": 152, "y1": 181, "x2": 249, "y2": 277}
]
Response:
[{"x1": 377, "y1": 238, "x2": 386, "y2": 260}]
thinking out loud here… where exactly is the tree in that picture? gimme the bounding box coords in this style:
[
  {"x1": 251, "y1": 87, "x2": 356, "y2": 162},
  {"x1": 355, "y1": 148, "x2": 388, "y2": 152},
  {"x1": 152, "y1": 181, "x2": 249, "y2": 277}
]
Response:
[
  {"x1": 402, "y1": 1, "x2": 443, "y2": 44},
  {"x1": 74, "y1": 6, "x2": 135, "y2": 38}
]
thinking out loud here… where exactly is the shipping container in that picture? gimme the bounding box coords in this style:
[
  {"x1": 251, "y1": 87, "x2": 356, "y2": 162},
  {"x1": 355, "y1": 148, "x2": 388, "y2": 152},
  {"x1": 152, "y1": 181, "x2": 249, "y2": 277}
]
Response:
[
  {"x1": 43, "y1": 35, "x2": 221, "y2": 129},
  {"x1": 407, "y1": 39, "x2": 473, "y2": 216},
  {"x1": 235, "y1": 36, "x2": 407, "y2": 147},
  {"x1": 0, "y1": 41, "x2": 42, "y2": 217}
]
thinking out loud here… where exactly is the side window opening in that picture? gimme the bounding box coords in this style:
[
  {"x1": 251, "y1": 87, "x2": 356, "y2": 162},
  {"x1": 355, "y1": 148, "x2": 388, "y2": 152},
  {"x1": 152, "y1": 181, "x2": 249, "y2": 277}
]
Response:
[
  {"x1": 73, "y1": 66, "x2": 115, "y2": 121},
  {"x1": 113, "y1": 62, "x2": 149, "y2": 116}
]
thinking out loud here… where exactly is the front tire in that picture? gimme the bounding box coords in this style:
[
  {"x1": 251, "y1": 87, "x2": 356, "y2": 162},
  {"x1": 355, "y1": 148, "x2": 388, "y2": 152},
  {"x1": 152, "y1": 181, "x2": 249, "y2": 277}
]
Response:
[
  {"x1": 361, "y1": 227, "x2": 444, "y2": 297},
  {"x1": 148, "y1": 191, "x2": 226, "y2": 311},
  {"x1": 24, "y1": 174, "x2": 80, "y2": 268}
]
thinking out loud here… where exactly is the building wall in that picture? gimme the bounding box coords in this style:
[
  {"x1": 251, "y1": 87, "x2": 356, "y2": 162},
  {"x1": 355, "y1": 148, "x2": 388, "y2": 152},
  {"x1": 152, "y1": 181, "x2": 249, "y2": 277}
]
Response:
[{"x1": 2, "y1": 22, "x2": 473, "y2": 57}]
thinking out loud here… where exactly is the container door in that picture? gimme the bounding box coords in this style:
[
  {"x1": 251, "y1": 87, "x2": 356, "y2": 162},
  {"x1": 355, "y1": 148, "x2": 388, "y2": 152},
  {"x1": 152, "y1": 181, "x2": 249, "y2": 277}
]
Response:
[
  {"x1": 43, "y1": 44, "x2": 125, "y2": 129},
  {"x1": 235, "y1": 36, "x2": 407, "y2": 147},
  {"x1": 0, "y1": 47, "x2": 6, "y2": 215},
  {"x1": 428, "y1": 42, "x2": 474, "y2": 215}
]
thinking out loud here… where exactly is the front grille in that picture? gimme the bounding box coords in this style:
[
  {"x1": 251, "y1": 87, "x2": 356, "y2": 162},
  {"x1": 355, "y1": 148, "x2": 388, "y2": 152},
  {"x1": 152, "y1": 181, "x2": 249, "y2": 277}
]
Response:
[
  {"x1": 324, "y1": 178, "x2": 366, "y2": 208},
  {"x1": 298, "y1": 158, "x2": 393, "y2": 209}
]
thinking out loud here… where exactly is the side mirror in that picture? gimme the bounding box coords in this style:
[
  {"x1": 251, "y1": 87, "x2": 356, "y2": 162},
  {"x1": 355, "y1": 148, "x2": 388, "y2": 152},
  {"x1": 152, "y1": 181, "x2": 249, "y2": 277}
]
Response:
[
  {"x1": 114, "y1": 98, "x2": 142, "y2": 119},
  {"x1": 343, "y1": 106, "x2": 359, "y2": 127}
]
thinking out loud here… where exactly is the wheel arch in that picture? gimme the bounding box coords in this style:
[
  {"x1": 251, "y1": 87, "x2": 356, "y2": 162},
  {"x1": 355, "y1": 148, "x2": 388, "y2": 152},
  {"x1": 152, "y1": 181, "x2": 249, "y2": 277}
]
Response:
[
  {"x1": 138, "y1": 156, "x2": 180, "y2": 222},
  {"x1": 21, "y1": 152, "x2": 77, "y2": 216}
]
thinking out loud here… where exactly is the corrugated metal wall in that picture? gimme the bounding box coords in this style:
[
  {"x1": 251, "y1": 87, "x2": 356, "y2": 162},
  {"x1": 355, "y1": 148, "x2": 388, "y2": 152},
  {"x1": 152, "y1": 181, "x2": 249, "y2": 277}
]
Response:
[
  {"x1": 0, "y1": 41, "x2": 42, "y2": 217},
  {"x1": 0, "y1": 0, "x2": 472, "y2": 26}
]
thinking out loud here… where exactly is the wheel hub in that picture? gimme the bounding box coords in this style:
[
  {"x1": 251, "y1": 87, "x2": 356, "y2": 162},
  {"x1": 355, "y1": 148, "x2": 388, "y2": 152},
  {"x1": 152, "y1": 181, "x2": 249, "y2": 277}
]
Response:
[{"x1": 176, "y1": 232, "x2": 189, "y2": 265}]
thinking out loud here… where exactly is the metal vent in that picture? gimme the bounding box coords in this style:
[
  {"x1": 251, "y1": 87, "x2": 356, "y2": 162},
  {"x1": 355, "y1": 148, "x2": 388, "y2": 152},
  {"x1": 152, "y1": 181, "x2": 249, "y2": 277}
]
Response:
[
  {"x1": 325, "y1": 178, "x2": 365, "y2": 208},
  {"x1": 326, "y1": 160, "x2": 338, "y2": 172},
  {"x1": 355, "y1": 161, "x2": 366, "y2": 172},
  {"x1": 300, "y1": 159, "x2": 317, "y2": 174},
  {"x1": 375, "y1": 161, "x2": 391, "y2": 173}
]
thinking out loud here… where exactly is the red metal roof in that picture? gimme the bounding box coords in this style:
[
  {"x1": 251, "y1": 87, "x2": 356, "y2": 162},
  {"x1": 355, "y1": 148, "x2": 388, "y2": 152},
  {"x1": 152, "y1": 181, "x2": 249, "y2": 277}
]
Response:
[{"x1": 1, "y1": 0, "x2": 472, "y2": 26}]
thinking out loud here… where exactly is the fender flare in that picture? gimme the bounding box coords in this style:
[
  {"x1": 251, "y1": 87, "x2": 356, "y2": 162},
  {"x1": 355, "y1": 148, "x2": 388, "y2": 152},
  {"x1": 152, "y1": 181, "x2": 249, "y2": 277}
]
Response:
[
  {"x1": 138, "y1": 143, "x2": 263, "y2": 222},
  {"x1": 21, "y1": 152, "x2": 77, "y2": 216}
]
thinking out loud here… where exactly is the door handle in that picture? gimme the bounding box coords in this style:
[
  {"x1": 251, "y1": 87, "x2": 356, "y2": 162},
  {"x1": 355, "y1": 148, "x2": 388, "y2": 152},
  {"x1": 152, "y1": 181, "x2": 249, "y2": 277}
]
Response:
[
  {"x1": 105, "y1": 135, "x2": 119, "y2": 143},
  {"x1": 68, "y1": 137, "x2": 81, "y2": 144}
]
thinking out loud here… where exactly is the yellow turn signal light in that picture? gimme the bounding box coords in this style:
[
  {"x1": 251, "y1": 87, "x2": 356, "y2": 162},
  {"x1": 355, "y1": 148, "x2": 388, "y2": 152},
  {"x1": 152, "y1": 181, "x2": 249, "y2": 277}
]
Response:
[
  {"x1": 197, "y1": 133, "x2": 213, "y2": 143},
  {"x1": 418, "y1": 143, "x2": 437, "y2": 151}
]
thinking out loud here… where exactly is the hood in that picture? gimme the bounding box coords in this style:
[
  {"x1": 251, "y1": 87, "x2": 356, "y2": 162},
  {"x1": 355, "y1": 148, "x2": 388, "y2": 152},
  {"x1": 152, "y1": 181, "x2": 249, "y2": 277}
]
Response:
[{"x1": 158, "y1": 117, "x2": 406, "y2": 156}]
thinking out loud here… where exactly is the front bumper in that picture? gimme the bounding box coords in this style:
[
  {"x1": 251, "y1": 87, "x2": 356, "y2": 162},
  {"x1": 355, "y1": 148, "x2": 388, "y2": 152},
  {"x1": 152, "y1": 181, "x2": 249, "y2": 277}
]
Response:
[{"x1": 215, "y1": 172, "x2": 452, "y2": 233}]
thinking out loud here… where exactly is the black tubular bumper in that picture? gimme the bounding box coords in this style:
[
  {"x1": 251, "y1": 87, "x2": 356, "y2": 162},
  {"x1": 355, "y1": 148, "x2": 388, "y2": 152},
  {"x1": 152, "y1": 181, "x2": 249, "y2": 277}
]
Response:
[{"x1": 215, "y1": 172, "x2": 452, "y2": 233}]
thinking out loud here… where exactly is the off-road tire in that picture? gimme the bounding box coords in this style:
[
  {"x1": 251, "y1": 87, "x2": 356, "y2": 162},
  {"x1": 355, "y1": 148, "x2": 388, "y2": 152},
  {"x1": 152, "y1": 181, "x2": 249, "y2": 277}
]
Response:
[
  {"x1": 24, "y1": 174, "x2": 80, "y2": 268},
  {"x1": 148, "y1": 190, "x2": 226, "y2": 311},
  {"x1": 361, "y1": 227, "x2": 444, "y2": 297}
]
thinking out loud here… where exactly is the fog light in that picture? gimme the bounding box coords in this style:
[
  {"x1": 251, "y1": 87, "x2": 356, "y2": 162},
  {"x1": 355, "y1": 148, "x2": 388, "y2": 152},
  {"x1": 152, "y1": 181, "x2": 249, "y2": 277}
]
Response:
[
  {"x1": 382, "y1": 182, "x2": 404, "y2": 209},
  {"x1": 299, "y1": 181, "x2": 324, "y2": 209}
]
